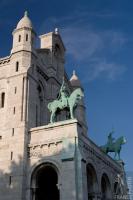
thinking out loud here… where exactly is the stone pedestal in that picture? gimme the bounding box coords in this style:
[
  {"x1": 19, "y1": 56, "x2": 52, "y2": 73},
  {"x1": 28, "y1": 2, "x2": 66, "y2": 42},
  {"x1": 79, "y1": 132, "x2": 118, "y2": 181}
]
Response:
[
  {"x1": 27, "y1": 119, "x2": 86, "y2": 200},
  {"x1": 25, "y1": 119, "x2": 128, "y2": 200}
]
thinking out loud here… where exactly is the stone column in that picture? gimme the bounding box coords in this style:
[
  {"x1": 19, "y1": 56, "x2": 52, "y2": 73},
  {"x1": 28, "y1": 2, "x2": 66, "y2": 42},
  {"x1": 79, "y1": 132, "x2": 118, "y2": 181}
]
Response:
[{"x1": 30, "y1": 187, "x2": 37, "y2": 200}]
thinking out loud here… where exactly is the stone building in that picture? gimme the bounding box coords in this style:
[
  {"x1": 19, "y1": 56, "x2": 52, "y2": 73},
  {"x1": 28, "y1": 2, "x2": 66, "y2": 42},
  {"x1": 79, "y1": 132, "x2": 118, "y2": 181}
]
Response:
[{"x1": 0, "y1": 12, "x2": 129, "y2": 200}]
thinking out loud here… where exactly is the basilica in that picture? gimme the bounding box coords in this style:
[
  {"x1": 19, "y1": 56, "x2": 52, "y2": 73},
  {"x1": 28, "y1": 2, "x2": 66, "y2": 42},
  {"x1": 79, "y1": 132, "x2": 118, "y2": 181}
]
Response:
[{"x1": 0, "y1": 12, "x2": 129, "y2": 200}]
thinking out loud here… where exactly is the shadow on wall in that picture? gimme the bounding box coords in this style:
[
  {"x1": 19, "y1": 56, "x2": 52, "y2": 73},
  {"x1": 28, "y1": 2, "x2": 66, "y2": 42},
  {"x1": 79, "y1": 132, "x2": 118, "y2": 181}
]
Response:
[
  {"x1": 0, "y1": 138, "x2": 129, "y2": 200},
  {"x1": 0, "y1": 156, "x2": 25, "y2": 198},
  {"x1": 0, "y1": 139, "x2": 77, "y2": 199}
]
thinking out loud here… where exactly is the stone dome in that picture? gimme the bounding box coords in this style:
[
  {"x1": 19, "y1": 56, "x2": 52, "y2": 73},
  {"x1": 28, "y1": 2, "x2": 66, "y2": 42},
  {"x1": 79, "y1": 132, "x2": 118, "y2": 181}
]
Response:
[
  {"x1": 70, "y1": 70, "x2": 81, "y2": 87},
  {"x1": 16, "y1": 11, "x2": 33, "y2": 29}
]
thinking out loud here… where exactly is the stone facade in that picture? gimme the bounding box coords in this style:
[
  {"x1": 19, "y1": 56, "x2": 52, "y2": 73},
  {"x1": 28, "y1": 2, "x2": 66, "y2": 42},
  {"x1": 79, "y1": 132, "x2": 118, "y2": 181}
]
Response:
[{"x1": 0, "y1": 12, "x2": 129, "y2": 200}]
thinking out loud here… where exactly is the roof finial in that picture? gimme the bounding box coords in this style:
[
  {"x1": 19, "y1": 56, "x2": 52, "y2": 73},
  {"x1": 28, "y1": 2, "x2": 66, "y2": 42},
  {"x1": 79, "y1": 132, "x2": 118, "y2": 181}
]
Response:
[
  {"x1": 73, "y1": 70, "x2": 76, "y2": 76},
  {"x1": 24, "y1": 11, "x2": 28, "y2": 17},
  {"x1": 55, "y1": 28, "x2": 59, "y2": 34}
]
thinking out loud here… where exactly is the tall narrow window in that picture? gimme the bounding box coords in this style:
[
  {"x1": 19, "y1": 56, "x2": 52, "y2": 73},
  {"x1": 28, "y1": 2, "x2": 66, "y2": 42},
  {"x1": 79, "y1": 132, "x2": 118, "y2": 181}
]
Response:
[
  {"x1": 1, "y1": 92, "x2": 5, "y2": 108},
  {"x1": 13, "y1": 107, "x2": 15, "y2": 114},
  {"x1": 9, "y1": 176, "x2": 12, "y2": 186},
  {"x1": 12, "y1": 128, "x2": 14, "y2": 136},
  {"x1": 16, "y1": 62, "x2": 19, "y2": 72},
  {"x1": 26, "y1": 34, "x2": 28, "y2": 41},
  {"x1": 14, "y1": 87, "x2": 17, "y2": 94},
  {"x1": 18, "y1": 35, "x2": 21, "y2": 42},
  {"x1": 11, "y1": 152, "x2": 13, "y2": 160}
]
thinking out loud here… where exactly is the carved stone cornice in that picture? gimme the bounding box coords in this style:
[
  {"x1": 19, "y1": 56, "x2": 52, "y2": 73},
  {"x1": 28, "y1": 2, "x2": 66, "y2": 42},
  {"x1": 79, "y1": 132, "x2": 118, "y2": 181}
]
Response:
[
  {"x1": 79, "y1": 138, "x2": 121, "y2": 173},
  {"x1": 28, "y1": 140, "x2": 62, "y2": 158}
]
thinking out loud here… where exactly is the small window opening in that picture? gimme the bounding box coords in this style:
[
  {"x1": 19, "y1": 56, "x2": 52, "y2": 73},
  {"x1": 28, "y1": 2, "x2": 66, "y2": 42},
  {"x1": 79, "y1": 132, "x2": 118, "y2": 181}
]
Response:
[
  {"x1": 14, "y1": 87, "x2": 17, "y2": 94},
  {"x1": 0, "y1": 136, "x2": 2, "y2": 139},
  {"x1": 18, "y1": 35, "x2": 21, "y2": 42},
  {"x1": 1, "y1": 92, "x2": 5, "y2": 108},
  {"x1": 16, "y1": 62, "x2": 19, "y2": 72},
  {"x1": 12, "y1": 128, "x2": 14, "y2": 136},
  {"x1": 26, "y1": 34, "x2": 28, "y2": 41},
  {"x1": 9, "y1": 176, "x2": 12, "y2": 186},
  {"x1": 11, "y1": 152, "x2": 13, "y2": 160},
  {"x1": 13, "y1": 107, "x2": 15, "y2": 114}
]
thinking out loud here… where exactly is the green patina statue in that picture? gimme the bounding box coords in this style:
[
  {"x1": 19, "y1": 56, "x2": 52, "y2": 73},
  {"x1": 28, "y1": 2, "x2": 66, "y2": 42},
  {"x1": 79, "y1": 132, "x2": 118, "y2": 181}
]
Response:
[
  {"x1": 57, "y1": 78, "x2": 69, "y2": 108},
  {"x1": 48, "y1": 79, "x2": 84, "y2": 123},
  {"x1": 100, "y1": 131, "x2": 126, "y2": 160}
]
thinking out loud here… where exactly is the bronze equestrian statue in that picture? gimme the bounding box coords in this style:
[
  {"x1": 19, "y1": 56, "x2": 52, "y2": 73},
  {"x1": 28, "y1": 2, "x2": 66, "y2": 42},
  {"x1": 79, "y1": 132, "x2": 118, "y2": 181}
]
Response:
[
  {"x1": 48, "y1": 79, "x2": 84, "y2": 123},
  {"x1": 100, "y1": 131, "x2": 126, "y2": 160}
]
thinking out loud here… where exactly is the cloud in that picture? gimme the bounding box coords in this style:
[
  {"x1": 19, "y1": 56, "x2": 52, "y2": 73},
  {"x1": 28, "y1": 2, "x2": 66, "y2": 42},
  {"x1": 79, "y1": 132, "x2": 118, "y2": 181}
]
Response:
[
  {"x1": 61, "y1": 26, "x2": 127, "y2": 61},
  {"x1": 61, "y1": 25, "x2": 127, "y2": 81},
  {"x1": 40, "y1": 9, "x2": 128, "y2": 81},
  {"x1": 84, "y1": 60, "x2": 127, "y2": 82},
  {"x1": 61, "y1": 27, "x2": 103, "y2": 61}
]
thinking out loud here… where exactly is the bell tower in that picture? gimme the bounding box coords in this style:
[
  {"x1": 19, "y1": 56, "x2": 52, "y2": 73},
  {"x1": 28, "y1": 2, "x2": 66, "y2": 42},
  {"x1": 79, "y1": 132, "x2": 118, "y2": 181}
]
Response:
[{"x1": 39, "y1": 28, "x2": 65, "y2": 81}]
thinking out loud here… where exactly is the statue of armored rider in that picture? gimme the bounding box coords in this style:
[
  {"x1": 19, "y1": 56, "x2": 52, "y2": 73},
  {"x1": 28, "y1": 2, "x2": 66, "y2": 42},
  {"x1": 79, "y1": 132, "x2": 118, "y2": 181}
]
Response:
[
  {"x1": 58, "y1": 78, "x2": 68, "y2": 108},
  {"x1": 107, "y1": 130, "x2": 115, "y2": 148}
]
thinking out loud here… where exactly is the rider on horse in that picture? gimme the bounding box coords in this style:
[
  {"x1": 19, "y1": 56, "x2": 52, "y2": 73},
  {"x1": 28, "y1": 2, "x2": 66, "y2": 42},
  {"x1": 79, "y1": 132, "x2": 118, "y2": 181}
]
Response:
[
  {"x1": 58, "y1": 78, "x2": 68, "y2": 108},
  {"x1": 107, "y1": 131, "x2": 115, "y2": 148}
]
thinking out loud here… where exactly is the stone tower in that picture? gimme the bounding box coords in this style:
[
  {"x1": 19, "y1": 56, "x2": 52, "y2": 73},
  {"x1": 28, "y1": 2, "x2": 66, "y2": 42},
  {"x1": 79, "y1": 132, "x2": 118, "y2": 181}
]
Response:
[{"x1": 0, "y1": 12, "x2": 129, "y2": 200}]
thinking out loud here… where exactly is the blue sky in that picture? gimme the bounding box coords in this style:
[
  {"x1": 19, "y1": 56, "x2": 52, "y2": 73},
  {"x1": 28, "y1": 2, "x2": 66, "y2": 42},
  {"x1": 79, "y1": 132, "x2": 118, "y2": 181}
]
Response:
[{"x1": 0, "y1": 0, "x2": 132, "y2": 171}]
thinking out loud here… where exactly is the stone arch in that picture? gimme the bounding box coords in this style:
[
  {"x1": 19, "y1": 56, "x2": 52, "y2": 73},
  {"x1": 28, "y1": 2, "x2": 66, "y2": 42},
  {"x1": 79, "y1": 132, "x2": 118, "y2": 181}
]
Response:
[
  {"x1": 86, "y1": 163, "x2": 99, "y2": 200},
  {"x1": 30, "y1": 162, "x2": 60, "y2": 200},
  {"x1": 101, "y1": 173, "x2": 112, "y2": 200}
]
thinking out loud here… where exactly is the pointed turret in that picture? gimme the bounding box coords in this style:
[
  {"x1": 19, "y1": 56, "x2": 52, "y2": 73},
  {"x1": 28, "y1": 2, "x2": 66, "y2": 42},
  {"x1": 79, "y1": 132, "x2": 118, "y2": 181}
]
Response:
[
  {"x1": 16, "y1": 11, "x2": 33, "y2": 29},
  {"x1": 70, "y1": 70, "x2": 88, "y2": 135},
  {"x1": 11, "y1": 11, "x2": 36, "y2": 54},
  {"x1": 70, "y1": 70, "x2": 81, "y2": 89}
]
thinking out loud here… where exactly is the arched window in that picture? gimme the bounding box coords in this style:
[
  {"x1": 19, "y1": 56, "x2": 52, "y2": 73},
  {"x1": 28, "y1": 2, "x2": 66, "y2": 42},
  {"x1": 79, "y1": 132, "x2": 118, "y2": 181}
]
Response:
[
  {"x1": 1, "y1": 92, "x2": 5, "y2": 108},
  {"x1": 26, "y1": 34, "x2": 28, "y2": 41},
  {"x1": 18, "y1": 35, "x2": 21, "y2": 42},
  {"x1": 16, "y1": 61, "x2": 19, "y2": 72}
]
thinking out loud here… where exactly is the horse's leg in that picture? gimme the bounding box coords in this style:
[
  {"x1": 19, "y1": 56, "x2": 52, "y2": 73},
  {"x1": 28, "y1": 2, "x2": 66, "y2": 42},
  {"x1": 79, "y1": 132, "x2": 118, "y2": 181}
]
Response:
[
  {"x1": 50, "y1": 110, "x2": 56, "y2": 123},
  {"x1": 118, "y1": 151, "x2": 120, "y2": 160},
  {"x1": 70, "y1": 105, "x2": 74, "y2": 119},
  {"x1": 50, "y1": 111, "x2": 53, "y2": 123},
  {"x1": 114, "y1": 151, "x2": 117, "y2": 160}
]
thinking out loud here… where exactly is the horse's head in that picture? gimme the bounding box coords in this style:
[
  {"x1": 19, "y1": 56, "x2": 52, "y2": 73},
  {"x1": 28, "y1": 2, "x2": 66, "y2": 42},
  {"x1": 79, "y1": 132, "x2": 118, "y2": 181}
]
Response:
[
  {"x1": 117, "y1": 136, "x2": 126, "y2": 145},
  {"x1": 75, "y1": 88, "x2": 84, "y2": 99},
  {"x1": 69, "y1": 88, "x2": 84, "y2": 107},
  {"x1": 122, "y1": 136, "x2": 126, "y2": 144}
]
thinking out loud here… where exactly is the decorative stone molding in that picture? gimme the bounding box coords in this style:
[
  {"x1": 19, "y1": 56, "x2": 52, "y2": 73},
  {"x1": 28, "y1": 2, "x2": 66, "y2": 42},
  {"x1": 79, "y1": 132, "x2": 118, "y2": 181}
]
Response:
[{"x1": 28, "y1": 141, "x2": 62, "y2": 158}]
